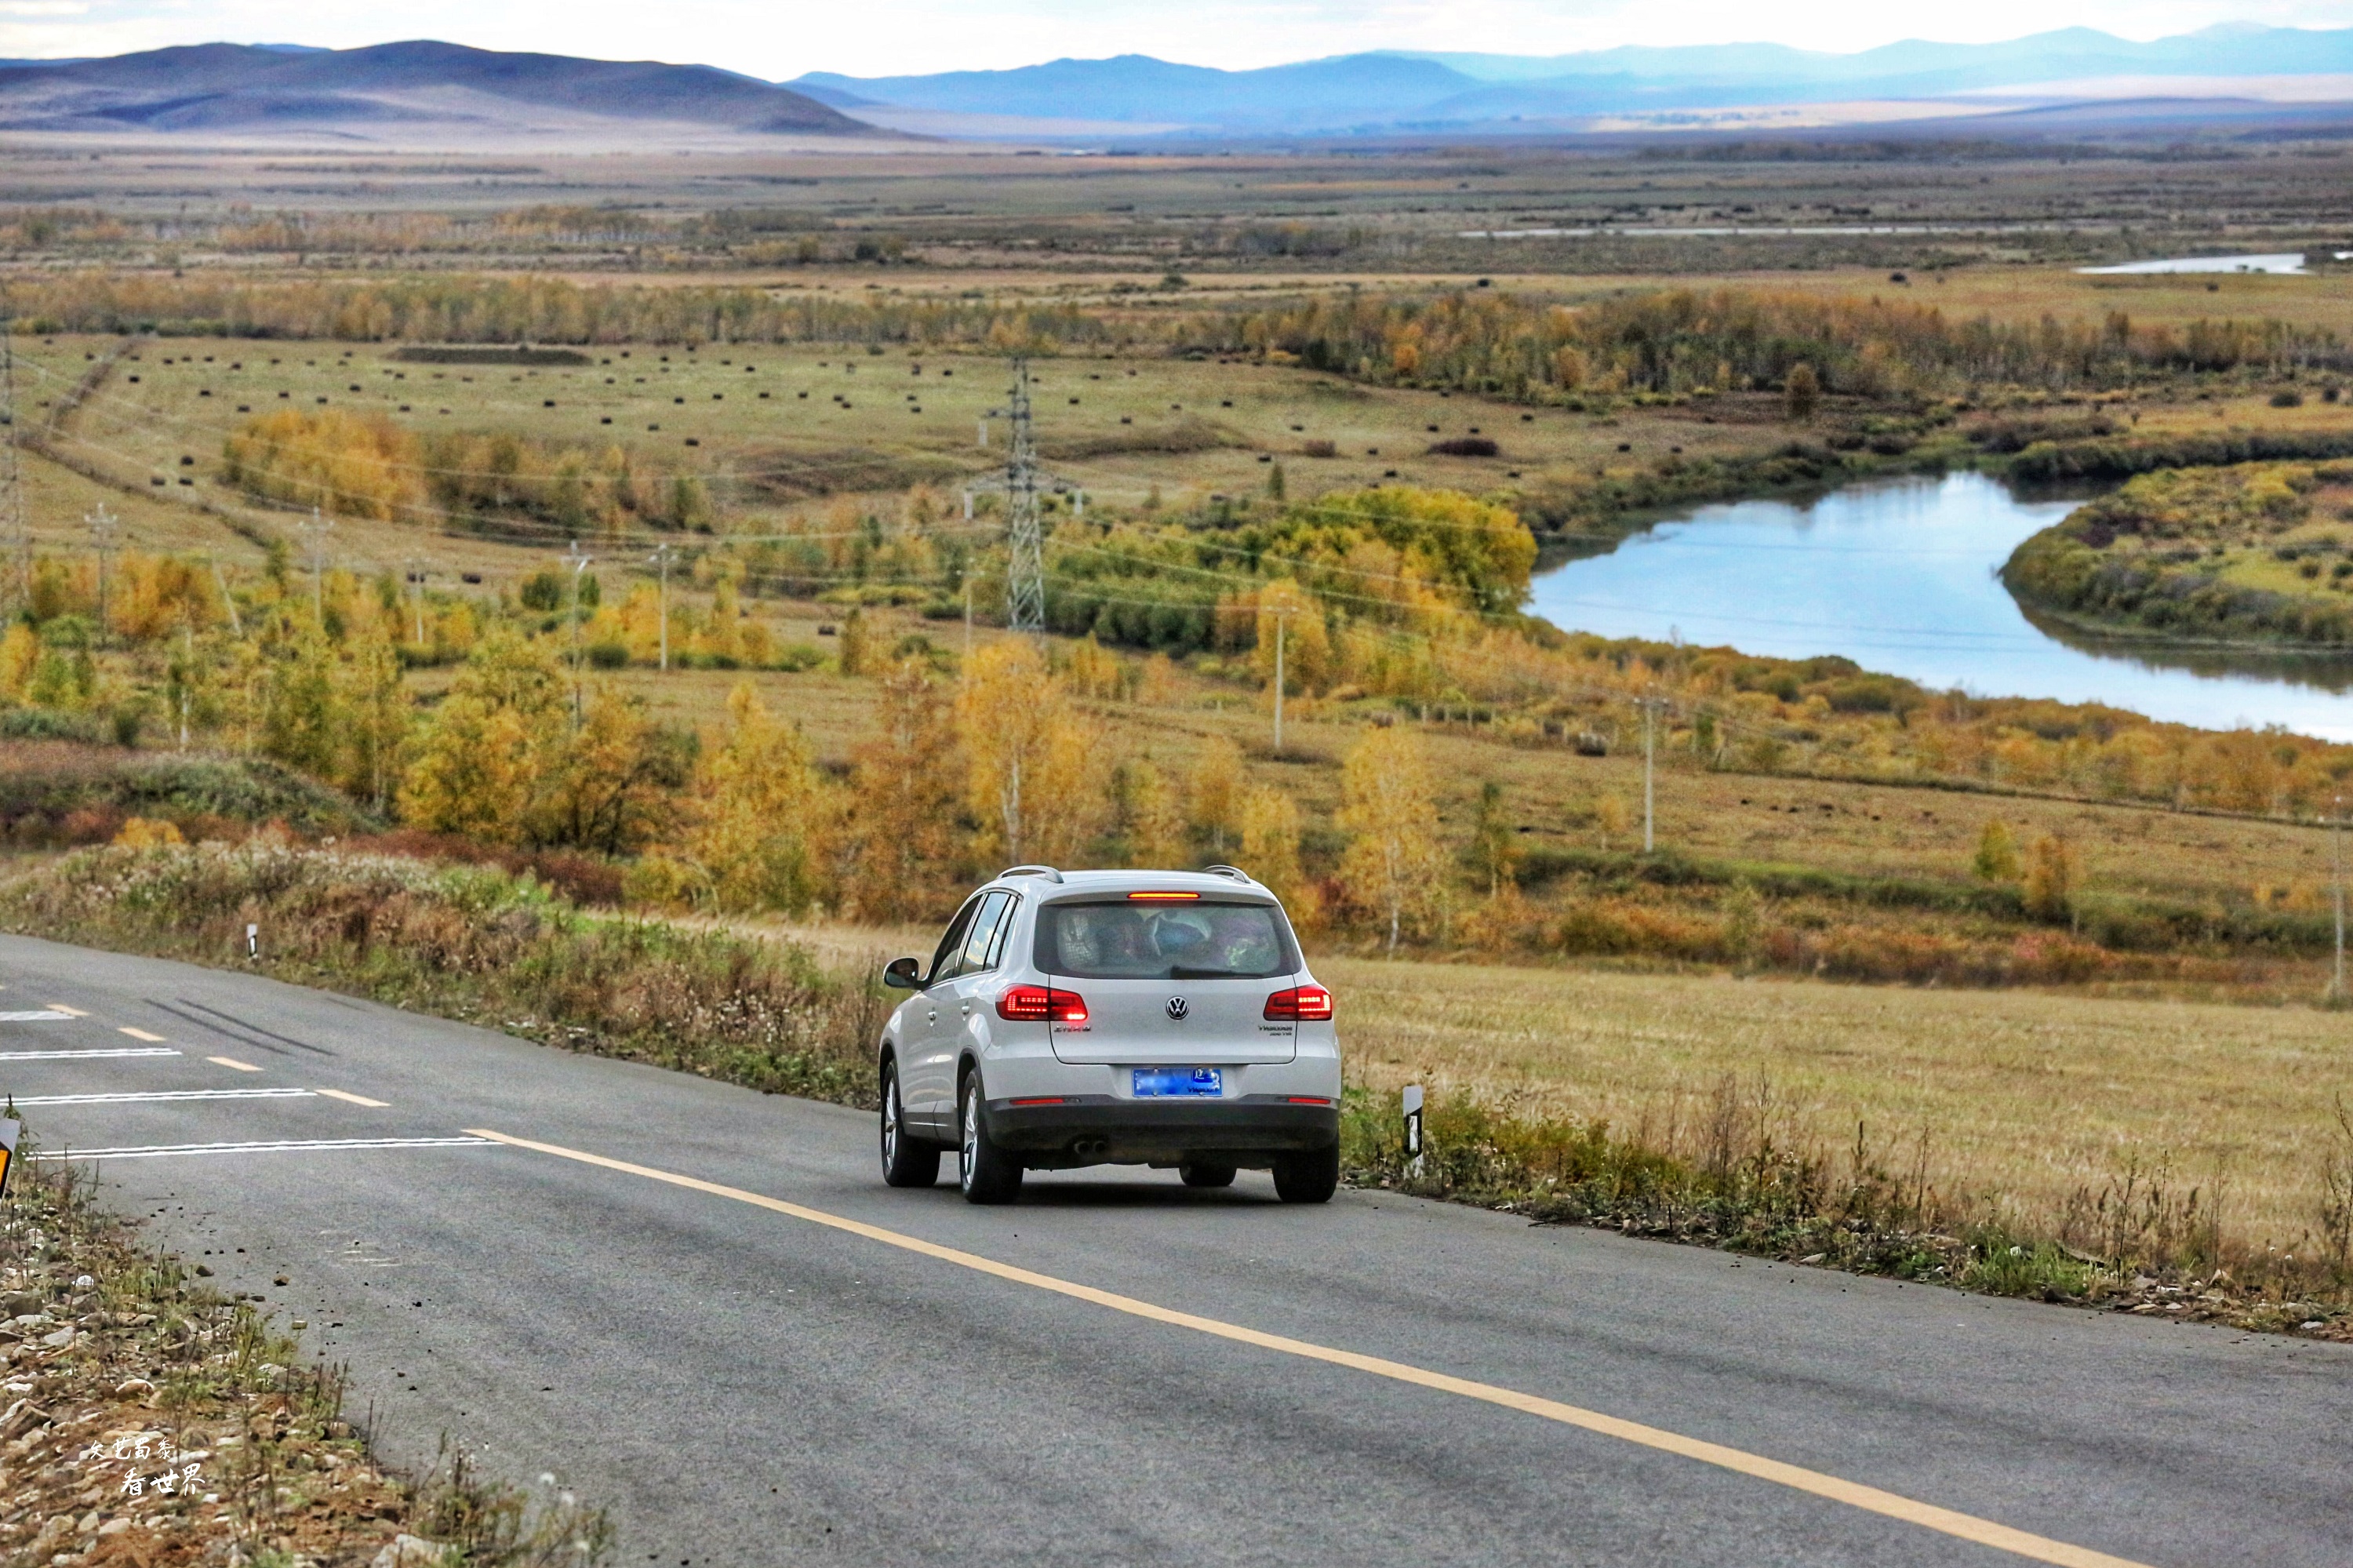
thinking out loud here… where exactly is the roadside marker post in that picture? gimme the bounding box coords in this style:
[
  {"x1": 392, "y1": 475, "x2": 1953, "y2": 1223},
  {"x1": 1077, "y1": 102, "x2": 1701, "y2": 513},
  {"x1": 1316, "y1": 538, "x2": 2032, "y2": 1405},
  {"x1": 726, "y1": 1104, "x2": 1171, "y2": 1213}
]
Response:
[
  {"x1": 0, "y1": 1117, "x2": 19, "y2": 1199},
  {"x1": 245, "y1": 923, "x2": 259, "y2": 959},
  {"x1": 1402, "y1": 1084, "x2": 1424, "y2": 1177}
]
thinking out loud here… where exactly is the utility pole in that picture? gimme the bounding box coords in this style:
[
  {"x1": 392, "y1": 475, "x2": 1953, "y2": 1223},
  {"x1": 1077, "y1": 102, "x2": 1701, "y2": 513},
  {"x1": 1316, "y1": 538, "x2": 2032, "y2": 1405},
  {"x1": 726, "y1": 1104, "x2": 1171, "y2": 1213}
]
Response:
[
  {"x1": 564, "y1": 540, "x2": 592, "y2": 725},
  {"x1": 1637, "y1": 693, "x2": 1666, "y2": 854},
  {"x1": 85, "y1": 504, "x2": 116, "y2": 642},
  {"x1": 405, "y1": 558, "x2": 427, "y2": 647},
  {"x1": 648, "y1": 541, "x2": 676, "y2": 672},
  {"x1": 298, "y1": 507, "x2": 332, "y2": 625},
  {"x1": 2334, "y1": 795, "x2": 2346, "y2": 1003},
  {"x1": 0, "y1": 326, "x2": 24, "y2": 617},
  {"x1": 1271, "y1": 604, "x2": 1293, "y2": 755}
]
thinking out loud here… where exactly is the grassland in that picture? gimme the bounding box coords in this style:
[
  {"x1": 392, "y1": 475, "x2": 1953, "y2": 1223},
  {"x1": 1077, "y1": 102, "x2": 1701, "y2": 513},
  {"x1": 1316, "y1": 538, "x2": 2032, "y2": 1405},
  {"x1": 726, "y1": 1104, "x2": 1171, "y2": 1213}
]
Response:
[{"x1": 1321, "y1": 954, "x2": 2353, "y2": 1257}]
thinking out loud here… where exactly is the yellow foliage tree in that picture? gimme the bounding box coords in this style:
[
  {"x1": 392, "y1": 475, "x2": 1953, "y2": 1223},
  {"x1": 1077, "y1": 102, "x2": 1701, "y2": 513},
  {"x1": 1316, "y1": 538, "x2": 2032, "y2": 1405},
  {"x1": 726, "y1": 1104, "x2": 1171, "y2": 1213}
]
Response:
[
  {"x1": 224, "y1": 409, "x2": 425, "y2": 522},
  {"x1": 842, "y1": 658, "x2": 964, "y2": 924},
  {"x1": 1251, "y1": 579, "x2": 1334, "y2": 694},
  {"x1": 1121, "y1": 759, "x2": 1190, "y2": 868},
  {"x1": 398, "y1": 631, "x2": 566, "y2": 842},
  {"x1": 2024, "y1": 833, "x2": 2084, "y2": 923},
  {"x1": 1188, "y1": 734, "x2": 1246, "y2": 857},
  {"x1": 1337, "y1": 725, "x2": 1445, "y2": 950},
  {"x1": 692, "y1": 682, "x2": 835, "y2": 915},
  {"x1": 1238, "y1": 784, "x2": 1318, "y2": 930},
  {"x1": 954, "y1": 639, "x2": 1105, "y2": 868}
]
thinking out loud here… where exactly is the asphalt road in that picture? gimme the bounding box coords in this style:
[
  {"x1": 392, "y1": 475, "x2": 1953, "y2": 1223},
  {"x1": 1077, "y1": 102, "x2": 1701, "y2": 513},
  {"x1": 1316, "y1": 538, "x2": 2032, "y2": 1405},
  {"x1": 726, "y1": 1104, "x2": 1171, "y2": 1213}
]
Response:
[{"x1": 2, "y1": 930, "x2": 2348, "y2": 1568}]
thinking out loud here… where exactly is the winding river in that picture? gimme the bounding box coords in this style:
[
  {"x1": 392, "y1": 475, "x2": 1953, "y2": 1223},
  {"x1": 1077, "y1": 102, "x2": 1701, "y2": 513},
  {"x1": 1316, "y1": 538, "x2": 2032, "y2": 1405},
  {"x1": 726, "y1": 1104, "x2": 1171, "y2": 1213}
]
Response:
[{"x1": 1526, "y1": 471, "x2": 2353, "y2": 741}]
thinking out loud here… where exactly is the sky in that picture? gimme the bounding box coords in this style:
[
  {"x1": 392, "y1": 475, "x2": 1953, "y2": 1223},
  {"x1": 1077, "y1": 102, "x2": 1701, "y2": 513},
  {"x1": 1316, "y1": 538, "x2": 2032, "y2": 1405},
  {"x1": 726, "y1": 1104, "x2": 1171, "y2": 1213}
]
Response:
[{"x1": 2, "y1": 0, "x2": 2351, "y2": 78}]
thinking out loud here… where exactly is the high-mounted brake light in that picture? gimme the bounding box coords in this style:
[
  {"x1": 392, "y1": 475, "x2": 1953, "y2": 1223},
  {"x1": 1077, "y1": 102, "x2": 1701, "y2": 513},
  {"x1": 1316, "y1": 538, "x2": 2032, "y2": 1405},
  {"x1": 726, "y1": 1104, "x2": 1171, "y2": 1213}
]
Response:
[
  {"x1": 997, "y1": 985, "x2": 1089, "y2": 1024},
  {"x1": 1264, "y1": 984, "x2": 1333, "y2": 1022},
  {"x1": 1126, "y1": 890, "x2": 1200, "y2": 900}
]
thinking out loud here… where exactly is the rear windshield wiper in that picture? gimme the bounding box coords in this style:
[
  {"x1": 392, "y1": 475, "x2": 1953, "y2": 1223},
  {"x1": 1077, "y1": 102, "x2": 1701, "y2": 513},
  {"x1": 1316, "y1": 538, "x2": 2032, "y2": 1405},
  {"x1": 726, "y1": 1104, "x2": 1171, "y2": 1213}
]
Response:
[{"x1": 1168, "y1": 965, "x2": 1270, "y2": 980}]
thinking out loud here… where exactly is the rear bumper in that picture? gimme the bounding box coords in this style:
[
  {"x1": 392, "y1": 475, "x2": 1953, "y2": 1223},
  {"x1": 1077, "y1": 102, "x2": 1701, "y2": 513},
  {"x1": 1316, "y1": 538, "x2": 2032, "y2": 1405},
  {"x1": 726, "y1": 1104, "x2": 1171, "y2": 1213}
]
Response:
[{"x1": 985, "y1": 1093, "x2": 1339, "y2": 1166}]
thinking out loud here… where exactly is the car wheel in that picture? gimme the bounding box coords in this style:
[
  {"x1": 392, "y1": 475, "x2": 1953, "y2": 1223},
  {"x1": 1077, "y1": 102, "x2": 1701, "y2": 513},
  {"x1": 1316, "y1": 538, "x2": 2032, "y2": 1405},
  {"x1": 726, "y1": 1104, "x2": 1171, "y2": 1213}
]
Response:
[
  {"x1": 958, "y1": 1071, "x2": 1022, "y2": 1205},
  {"x1": 878, "y1": 1060, "x2": 940, "y2": 1189},
  {"x1": 1271, "y1": 1145, "x2": 1339, "y2": 1204},
  {"x1": 1178, "y1": 1161, "x2": 1237, "y2": 1188}
]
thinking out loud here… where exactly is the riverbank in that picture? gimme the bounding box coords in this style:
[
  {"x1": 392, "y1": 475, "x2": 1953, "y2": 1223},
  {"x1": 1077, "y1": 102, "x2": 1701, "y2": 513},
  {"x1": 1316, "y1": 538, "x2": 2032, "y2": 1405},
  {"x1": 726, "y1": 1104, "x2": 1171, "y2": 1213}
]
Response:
[{"x1": 2002, "y1": 460, "x2": 2353, "y2": 656}]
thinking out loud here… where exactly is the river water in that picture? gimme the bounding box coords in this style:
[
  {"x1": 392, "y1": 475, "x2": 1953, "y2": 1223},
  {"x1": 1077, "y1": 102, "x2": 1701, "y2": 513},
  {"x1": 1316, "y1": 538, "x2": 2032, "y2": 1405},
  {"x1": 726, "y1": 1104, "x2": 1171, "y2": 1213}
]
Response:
[{"x1": 1526, "y1": 471, "x2": 2353, "y2": 740}]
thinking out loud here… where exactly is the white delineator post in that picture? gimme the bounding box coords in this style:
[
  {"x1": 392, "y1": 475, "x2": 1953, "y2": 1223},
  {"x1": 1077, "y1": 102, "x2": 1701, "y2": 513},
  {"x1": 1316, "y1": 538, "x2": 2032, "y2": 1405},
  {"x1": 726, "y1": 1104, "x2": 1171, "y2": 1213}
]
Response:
[{"x1": 1402, "y1": 1083, "x2": 1424, "y2": 1177}]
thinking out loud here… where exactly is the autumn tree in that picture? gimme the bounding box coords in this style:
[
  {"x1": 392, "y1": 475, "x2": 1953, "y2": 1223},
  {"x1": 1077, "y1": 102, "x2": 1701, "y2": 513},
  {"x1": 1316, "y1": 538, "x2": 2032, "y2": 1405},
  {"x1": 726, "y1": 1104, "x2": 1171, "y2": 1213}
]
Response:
[
  {"x1": 2024, "y1": 833, "x2": 2083, "y2": 923},
  {"x1": 1466, "y1": 778, "x2": 1518, "y2": 897},
  {"x1": 841, "y1": 657, "x2": 964, "y2": 924},
  {"x1": 1972, "y1": 818, "x2": 2023, "y2": 882},
  {"x1": 1120, "y1": 759, "x2": 1190, "y2": 868},
  {"x1": 1188, "y1": 734, "x2": 1246, "y2": 857},
  {"x1": 339, "y1": 622, "x2": 410, "y2": 814},
  {"x1": 1238, "y1": 783, "x2": 1318, "y2": 930},
  {"x1": 692, "y1": 681, "x2": 836, "y2": 915},
  {"x1": 1251, "y1": 579, "x2": 1333, "y2": 695},
  {"x1": 398, "y1": 631, "x2": 567, "y2": 842},
  {"x1": 1784, "y1": 362, "x2": 1821, "y2": 421},
  {"x1": 1337, "y1": 725, "x2": 1445, "y2": 951},
  {"x1": 531, "y1": 687, "x2": 687, "y2": 854},
  {"x1": 954, "y1": 638, "x2": 1105, "y2": 868}
]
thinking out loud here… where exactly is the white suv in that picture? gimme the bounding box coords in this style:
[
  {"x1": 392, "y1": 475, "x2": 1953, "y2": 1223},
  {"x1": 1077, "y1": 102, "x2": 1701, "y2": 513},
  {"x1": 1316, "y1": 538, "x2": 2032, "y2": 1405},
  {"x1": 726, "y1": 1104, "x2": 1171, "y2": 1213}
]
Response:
[{"x1": 877, "y1": 865, "x2": 1342, "y2": 1204}]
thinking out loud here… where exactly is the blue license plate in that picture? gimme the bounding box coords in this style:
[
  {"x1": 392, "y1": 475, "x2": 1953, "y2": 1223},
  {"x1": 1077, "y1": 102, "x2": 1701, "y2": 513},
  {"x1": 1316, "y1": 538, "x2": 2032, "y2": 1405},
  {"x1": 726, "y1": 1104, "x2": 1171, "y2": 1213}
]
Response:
[{"x1": 1133, "y1": 1067, "x2": 1223, "y2": 1097}]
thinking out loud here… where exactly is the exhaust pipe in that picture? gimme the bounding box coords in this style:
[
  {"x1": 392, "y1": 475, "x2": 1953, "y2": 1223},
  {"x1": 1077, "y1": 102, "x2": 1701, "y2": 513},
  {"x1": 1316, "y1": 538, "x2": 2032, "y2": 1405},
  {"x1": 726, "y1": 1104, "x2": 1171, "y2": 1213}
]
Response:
[{"x1": 1070, "y1": 1137, "x2": 1111, "y2": 1162}]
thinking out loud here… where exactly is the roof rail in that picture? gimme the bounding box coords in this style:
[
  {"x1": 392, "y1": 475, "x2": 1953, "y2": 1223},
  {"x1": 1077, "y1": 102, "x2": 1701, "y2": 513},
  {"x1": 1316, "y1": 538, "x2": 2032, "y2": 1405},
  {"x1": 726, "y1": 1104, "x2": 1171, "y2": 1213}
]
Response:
[
  {"x1": 999, "y1": 864, "x2": 1065, "y2": 884},
  {"x1": 1201, "y1": 864, "x2": 1254, "y2": 884}
]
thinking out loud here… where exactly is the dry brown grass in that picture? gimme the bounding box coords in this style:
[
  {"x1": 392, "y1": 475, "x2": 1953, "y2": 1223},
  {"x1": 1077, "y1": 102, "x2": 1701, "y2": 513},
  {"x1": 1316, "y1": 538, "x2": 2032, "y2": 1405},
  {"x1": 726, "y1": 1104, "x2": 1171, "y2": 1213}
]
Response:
[{"x1": 1323, "y1": 952, "x2": 2353, "y2": 1258}]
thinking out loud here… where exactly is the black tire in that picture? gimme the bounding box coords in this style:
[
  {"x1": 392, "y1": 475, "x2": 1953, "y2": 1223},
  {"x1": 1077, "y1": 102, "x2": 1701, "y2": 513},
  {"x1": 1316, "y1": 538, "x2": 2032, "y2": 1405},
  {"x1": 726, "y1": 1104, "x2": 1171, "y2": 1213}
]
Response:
[
  {"x1": 958, "y1": 1072, "x2": 1023, "y2": 1205},
  {"x1": 1178, "y1": 1161, "x2": 1237, "y2": 1188},
  {"x1": 878, "y1": 1060, "x2": 940, "y2": 1188},
  {"x1": 1271, "y1": 1145, "x2": 1339, "y2": 1204}
]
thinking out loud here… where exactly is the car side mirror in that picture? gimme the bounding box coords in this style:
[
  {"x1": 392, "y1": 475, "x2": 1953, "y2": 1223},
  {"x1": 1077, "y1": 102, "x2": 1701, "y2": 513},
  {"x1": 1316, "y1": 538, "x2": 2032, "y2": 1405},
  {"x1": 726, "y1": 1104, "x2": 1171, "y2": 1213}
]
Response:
[{"x1": 883, "y1": 956, "x2": 922, "y2": 990}]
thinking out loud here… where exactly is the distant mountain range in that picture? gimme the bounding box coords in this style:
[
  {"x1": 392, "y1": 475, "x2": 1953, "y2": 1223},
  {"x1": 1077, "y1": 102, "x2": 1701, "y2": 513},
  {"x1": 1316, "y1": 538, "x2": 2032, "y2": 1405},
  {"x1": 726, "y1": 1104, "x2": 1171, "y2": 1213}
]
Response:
[
  {"x1": 0, "y1": 40, "x2": 869, "y2": 139},
  {"x1": 0, "y1": 27, "x2": 2348, "y2": 147},
  {"x1": 794, "y1": 24, "x2": 2353, "y2": 137}
]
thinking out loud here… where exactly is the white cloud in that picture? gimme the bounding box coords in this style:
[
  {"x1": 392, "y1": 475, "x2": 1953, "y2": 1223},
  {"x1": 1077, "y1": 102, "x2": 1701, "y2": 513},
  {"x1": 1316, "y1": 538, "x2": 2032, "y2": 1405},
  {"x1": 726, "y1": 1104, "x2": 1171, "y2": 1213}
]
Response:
[{"x1": 0, "y1": 1, "x2": 2346, "y2": 77}]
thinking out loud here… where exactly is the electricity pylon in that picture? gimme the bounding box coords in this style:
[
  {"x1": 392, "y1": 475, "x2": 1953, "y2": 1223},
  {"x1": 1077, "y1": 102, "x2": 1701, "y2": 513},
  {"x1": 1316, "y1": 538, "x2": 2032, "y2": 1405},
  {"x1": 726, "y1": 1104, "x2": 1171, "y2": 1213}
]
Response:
[{"x1": 967, "y1": 358, "x2": 1081, "y2": 635}]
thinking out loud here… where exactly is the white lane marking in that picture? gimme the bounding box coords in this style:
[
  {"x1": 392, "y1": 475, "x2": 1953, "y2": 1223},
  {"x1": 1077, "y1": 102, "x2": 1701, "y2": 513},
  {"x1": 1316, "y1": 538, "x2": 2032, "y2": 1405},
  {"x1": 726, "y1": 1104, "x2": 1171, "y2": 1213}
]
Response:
[
  {"x1": 41, "y1": 1002, "x2": 88, "y2": 1017},
  {"x1": 35, "y1": 1137, "x2": 495, "y2": 1162},
  {"x1": 117, "y1": 1027, "x2": 167, "y2": 1042},
  {"x1": 207, "y1": 1056, "x2": 261, "y2": 1072},
  {"x1": 0, "y1": 1047, "x2": 181, "y2": 1060},
  {"x1": 315, "y1": 1089, "x2": 390, "y2": 1108},
  {"x1": 0, "y1": 1010, "x2": 72, "y2": 1022},
  {"x1": 11, "y1": 1089, "x2": 315, "y2": 1106}
]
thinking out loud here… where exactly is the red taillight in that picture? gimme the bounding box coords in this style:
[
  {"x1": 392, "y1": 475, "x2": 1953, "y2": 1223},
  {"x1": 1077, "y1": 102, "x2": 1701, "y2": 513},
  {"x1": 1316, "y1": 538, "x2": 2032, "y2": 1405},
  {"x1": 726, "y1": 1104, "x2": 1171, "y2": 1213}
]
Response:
[
  {"x1": 997, "y1": 985, "x2": 1089, "y2": 1024},
  {"x1": 1264, "y1": 984, "x2": 1333, "y2": 1022},
  {"x1": 1126, "y1": 890, "x2": 1200, "y2": 900}
]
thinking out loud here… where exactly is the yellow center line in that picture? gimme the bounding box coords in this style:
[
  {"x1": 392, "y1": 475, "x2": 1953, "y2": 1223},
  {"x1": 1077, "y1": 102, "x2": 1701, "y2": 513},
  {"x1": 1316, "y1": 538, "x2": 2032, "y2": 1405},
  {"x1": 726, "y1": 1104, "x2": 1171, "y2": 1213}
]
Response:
[
  {"x1": 465, "y1": 1127, "x2": 2156, "y2": 1568},
  {"x1": 206, "y1": 1056, "x2": 261, "y2": 1072},
  {"x1": 42, "y1": 1002, "x2": 88, "y2": 1017},
  {"x1": 315, "y1": 1088, "x2": 389, "y2": 1108},
  {"x1": 117, "y1": 1027, "x2": 166, "y2": 1042}
]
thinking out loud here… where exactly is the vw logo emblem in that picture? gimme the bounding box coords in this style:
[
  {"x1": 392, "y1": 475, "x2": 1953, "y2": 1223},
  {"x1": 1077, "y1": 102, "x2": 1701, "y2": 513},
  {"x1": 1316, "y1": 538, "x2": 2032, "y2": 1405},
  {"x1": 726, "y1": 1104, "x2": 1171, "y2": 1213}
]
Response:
[{"x1": 1166, "y1": 997, "x2": 1191, "y2": 1021}]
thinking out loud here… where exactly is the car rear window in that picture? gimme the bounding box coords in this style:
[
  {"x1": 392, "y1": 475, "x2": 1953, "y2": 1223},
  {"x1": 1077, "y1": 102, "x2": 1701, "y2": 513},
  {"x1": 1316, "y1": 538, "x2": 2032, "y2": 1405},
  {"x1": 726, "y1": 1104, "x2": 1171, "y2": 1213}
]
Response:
[{"x1": 1037, "y1": 900, "x2": 1295, "y2": 980}]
